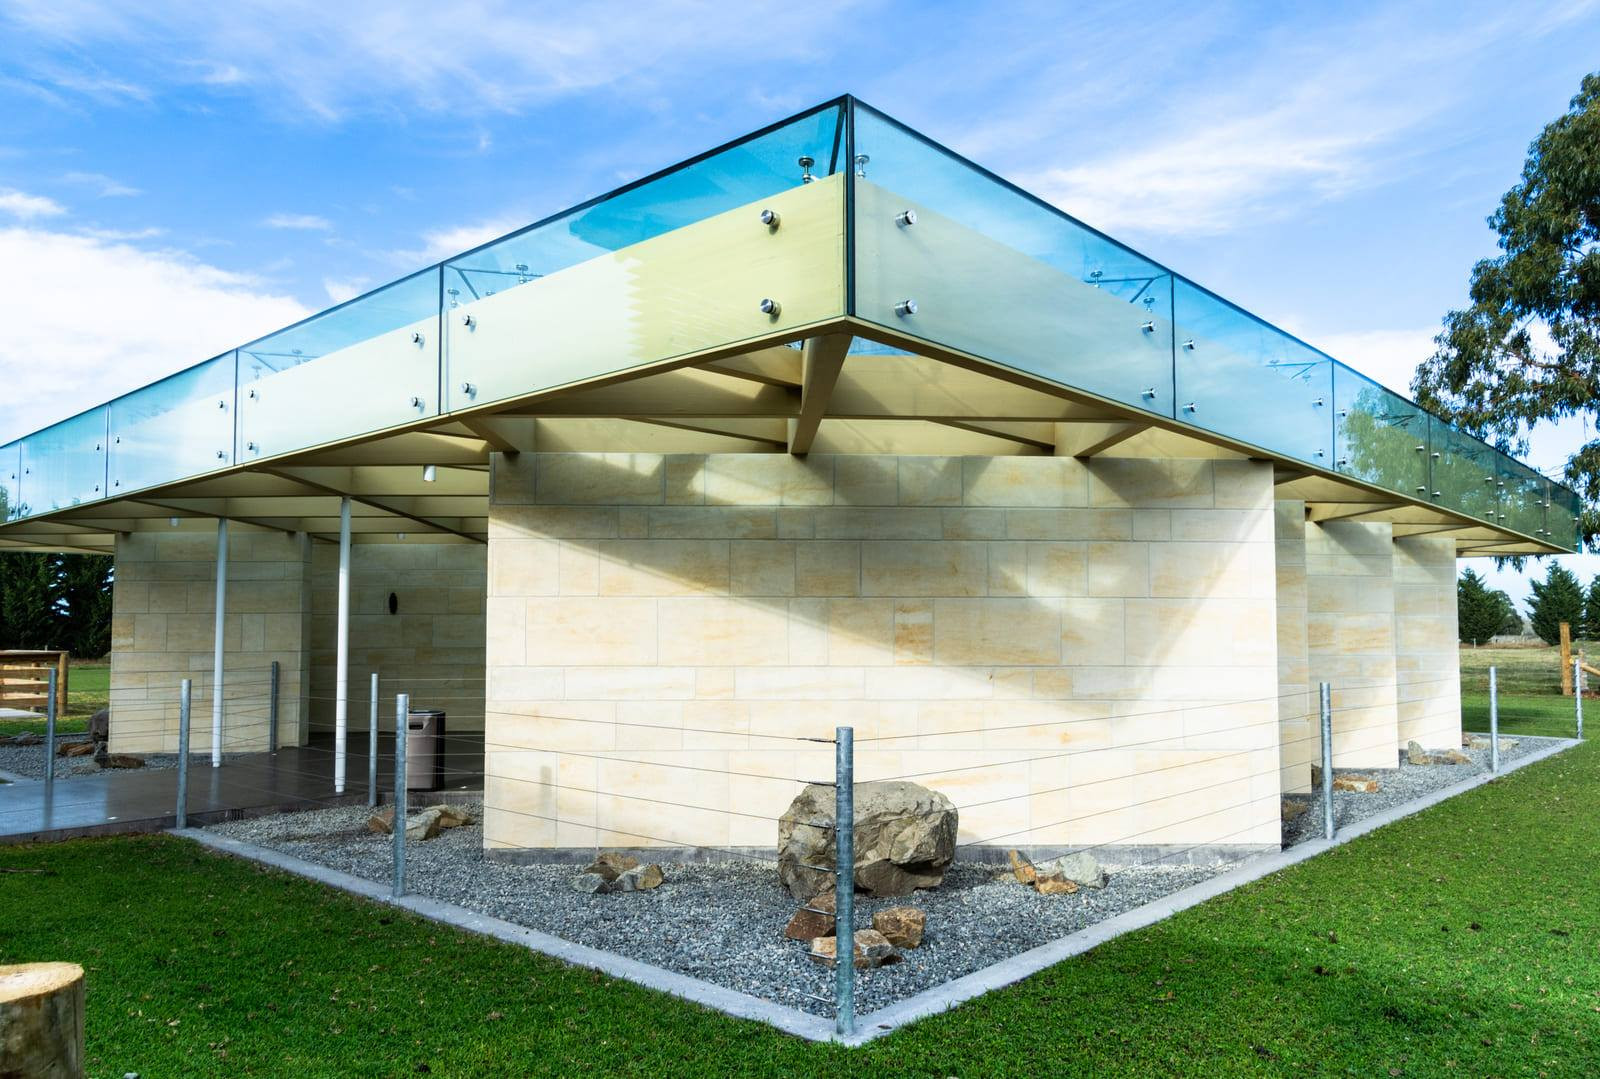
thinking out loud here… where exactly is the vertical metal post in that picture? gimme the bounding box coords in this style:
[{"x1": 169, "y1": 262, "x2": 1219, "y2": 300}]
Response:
[
  {"x1": 834, "y1": 725, "x2": 854, "y2": 1038},
  {"x1": 1576, "y1": 658, "x2": 1584, "y2": 740},
  {"x1": 1489, "y1": 666, "x2": 1500, "y2": 773},
  {"x1": 211, "y1": 517, "x2": 228, "y2": 767},
  {"x1": 176, "y1": 679, "x2": 192, "y2": 828},
  {"x1": 368, "y1": 672, "x2": 380, "y2": 809},
  {"x1": 42, "y1": 667, "x2": 57, "y2": 794},
  {"x1": 267, "y1": 660, "x2": 280, "y2": 755},
  {"x1": 393, "y1": 691, "x2": 409, "y2": 899},
  {"x1": 1319, "y1": 682, "x2": 1334, "y2": 841},
  {"x1": 335, "y1": 496, "x2": 352, "y2": 793}
]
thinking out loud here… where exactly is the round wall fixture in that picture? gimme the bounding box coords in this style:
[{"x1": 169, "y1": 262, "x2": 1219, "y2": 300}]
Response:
[{"x1": 388, "y1": 592, "x2": 399, "y2": 615}]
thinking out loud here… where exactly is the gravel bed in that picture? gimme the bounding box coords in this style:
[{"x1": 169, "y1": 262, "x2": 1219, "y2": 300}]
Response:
[
  {"x1": 208, "y1": 733, "x2": 1566, "y2": 1017},
  {"x1": 209, "y1": 799, "x2": 1234, "y2": 1017},
  {"x1": 1282, "y1": 733, "x2": 1564, "y2": 846},
  {"x1": 0, "y1": 736, "x2": 208, "y2": 781}
]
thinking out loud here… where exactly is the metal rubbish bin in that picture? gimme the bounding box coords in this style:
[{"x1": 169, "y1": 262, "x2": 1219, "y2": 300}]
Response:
[{"x1": 405, "y1": 708, "x2": 446, "y2": 791}]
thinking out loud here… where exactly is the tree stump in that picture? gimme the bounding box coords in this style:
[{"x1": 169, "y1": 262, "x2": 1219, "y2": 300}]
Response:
[{"x1": 0, "y1": 962, "x2": 84, "y2": 1079}]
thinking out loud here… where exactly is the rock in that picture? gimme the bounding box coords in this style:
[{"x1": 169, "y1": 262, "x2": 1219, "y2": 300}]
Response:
[
  {"x1": 571, "y1": 872, "x2": 607, "y2": 894},
  {"x1": 1431, "y1": 749, "x2": 1470, "y2": 765},
  {"x1": 57, "y1": 741, "x2": 96, "y2": 758},
  {"x1": 872, "y1": 906, "x2": 925, "y2": 948},
  {"x1": 366, "y1": 808, "x2": 395, "y2": 834},
  {"x1": 1281, "y1": 800, "x2": 1309, "y2": 822},
  {"x1": 88, "y1": 708, "x2": 110, "y2": 743},
  {"x1": 96, "y1": 753, "x2": 144, "y2": 770},
  {"x1": 1, "y1": 733, "x2": 42, "y2": 746},
  {"x1": 404, "y1": 807, "x2": 444, "y2": 841},
  {"x1": 1036, "y1": 876, "x2": 1080, "y2": 896},
  {"x1": 582, "y1": 851, "x2": 640, "y2": 883},
  {"x1": 777, "y1": 781, "x2": 958, "y2": 900},
  {"x1": 1332, "y1": 774, "x2": 1379, "y2": 793},
  {"x1": 613, "y1": 864, "x2": 664, "y2": 892},
  {"x1": 1405, "y1": 740, "x2": 1428, "y2": 765},
  {"x1": 1464, "y1": 734, "x2": 1488, "y2": 750},
  {"x1": 1310, "y1": 764, "x2": 1323, "y2": 787},
  {"x1": 783, "y1": 892, "x2": 836, "y2": 941},
  {"x1": 807, "y1": 929, "x2": 897, "y2": 970},
  {"x1": 435, "y1": 805, "x2": 473, "y2": 829},
  {"x1": 1006, "y1": 849, "x2": 1038, "y2": 885},
  {"x1": 1036, "y1": 851, "x2": 1108, "y2": 889}
]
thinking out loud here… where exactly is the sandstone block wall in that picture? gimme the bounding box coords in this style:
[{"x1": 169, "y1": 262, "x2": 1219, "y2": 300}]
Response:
[
  {"x1": 108, "y1": 529, "x2": 311, "y2": 754},
  {"x1": 1275, "y1": 500, "x2": 1313, "y2": 793},
  {"x1": 1393, "y1": 535, "x2": 1462, "y2": 751},
  {"x1": 308, "y1": 541, "x2": 486, "y2": 734},
  {"x1": 483, "y1": 452, "x2": 1284, "y2": 855},
  {"x1": 1305, "y1": 520, "x2": 1399, "y2": 769}
]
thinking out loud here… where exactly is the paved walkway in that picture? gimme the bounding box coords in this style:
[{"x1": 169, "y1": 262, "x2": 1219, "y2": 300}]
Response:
[{"x1": 0, "y1": 734, "x2": 484, "y2": 843}]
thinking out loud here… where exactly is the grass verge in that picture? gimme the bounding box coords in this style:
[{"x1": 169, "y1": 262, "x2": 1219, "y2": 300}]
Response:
[{"x1": 2, "y1": 741, "x2": 1596, "y2": 1076}]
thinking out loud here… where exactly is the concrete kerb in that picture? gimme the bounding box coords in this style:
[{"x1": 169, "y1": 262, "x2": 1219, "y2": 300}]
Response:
[{"x1": 171, "y1": 735, "x2": 1580, "y2": 1047}]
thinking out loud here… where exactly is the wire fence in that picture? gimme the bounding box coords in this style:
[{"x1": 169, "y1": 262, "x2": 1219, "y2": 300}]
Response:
[{"x1": 32, "y1": 654, "x2": 1571, "y2": 1036}]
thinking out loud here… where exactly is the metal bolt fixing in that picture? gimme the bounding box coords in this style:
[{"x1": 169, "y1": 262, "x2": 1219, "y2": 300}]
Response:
[
  {"x1": 759, "y1": 298, "x2": 781, "y2": 317},
  {"x1": 895, "y1": 209, "x2": 916, "y2": 227},
  {"x1": 798, "y1": 155, "x2": 815, "y2": 184},
  {"x1": 759, "y1": 208, "x2": 780, "y2": 228},
  {"x1": 894, "y1": 299, "x2": 918, "y2": 317}
]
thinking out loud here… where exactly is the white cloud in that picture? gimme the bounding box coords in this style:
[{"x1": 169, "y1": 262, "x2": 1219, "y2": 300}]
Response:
[
  {"x1": 0, "y1": 188, "x2": 66, "y2": 219},
  {"x1": 0, "y1": 226, "x2": 306, "y2": 442},
  {"x1": 0, "y1": 0, "x2": 857, "y2": 121},
  {"x1": 322, "y1": 277, "x2": 368, "y2": 303},
  {"x1": 1306, "y1": 327, "x2": 1438, "y2": 397},
  {"x1": 264, "y1": 212, "x2": 332, "y2": 231},
  {"x1": 62, "y1": 170, "x2": 139, "y2": 197},
  {"x1": 405, "y1": 215, "x2": 528, "y2": 265}
]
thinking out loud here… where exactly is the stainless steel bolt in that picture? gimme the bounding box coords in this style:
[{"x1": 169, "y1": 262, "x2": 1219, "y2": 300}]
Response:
[
  {"x1": 894, "y1": 299, "x2": 918, "y2": 317},
  {"x1": 895, "y1": 209, "x2": 916, "y2": 227},
  {"x1": 759, "y1": 298, "x2": 781, "y2": 316},
  {"x1": 759, "y1": 208, "x2": 780, "y2": 228}
]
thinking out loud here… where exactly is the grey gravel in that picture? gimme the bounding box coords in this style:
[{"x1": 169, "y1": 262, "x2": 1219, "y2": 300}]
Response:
[
  {"x1": 208, "y1": 798, "x2": 1233, "y2": 1016},
  {"x1": 0, "y1": 735, "x2": 212, "y2": 781},
  {"x1": 1282, "y1": 733, "x2": 1563, "y2": 846},
  {"x1": 205, "y1": 733, "x2": 1561, "y2": 1017}
]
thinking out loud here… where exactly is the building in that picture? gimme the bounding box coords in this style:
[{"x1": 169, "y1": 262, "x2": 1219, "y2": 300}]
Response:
[{"x1": 0, "y1": 97, "x2": 1577, "y2": 859}]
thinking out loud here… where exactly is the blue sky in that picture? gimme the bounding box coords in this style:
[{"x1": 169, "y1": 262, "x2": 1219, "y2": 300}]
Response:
[{"x1": 1, "y1": 0, "x2": 1597, "y2": 602}]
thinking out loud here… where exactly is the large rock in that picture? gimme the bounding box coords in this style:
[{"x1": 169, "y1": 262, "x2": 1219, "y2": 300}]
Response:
[
  {"x1": 1332, "y1": 774, "x2": 1379, "y2": 793},
  {"x1": 1037, "y1": 851, "x2": 1107, "y2": 890},
  {"x1": 777, "y1": 781, "x2": 958, "y2": 901},
  {"x1": 582, "y1": 851, "x2": 639, "y2": 883},
  {"x1": 87, "y1": 708, "x2": 110, "y2": 743},
  {"x1": 807, "y1": 929, "x2": 897, "y2": 970},
  {"x1": 872, "y1": 907, "x2": 925, "y2": 948},
  {"x1": 1405, "y1": 740, "x2": 1429, "y2": 766},
  {"x1": 613, "y1": 864, "x2": 664, "y2": 892},
  {"x1": 783, "y1": 892, "x2": 835, "y2": 941}
]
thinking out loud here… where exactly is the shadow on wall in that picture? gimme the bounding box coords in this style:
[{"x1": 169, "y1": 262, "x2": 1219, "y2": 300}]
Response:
[{"x1": 482, "y1": 450, "x2": 1293, "y2": 853}]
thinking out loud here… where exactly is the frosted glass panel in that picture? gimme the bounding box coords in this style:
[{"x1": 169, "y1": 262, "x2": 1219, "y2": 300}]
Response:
[
  {"x1": 109, "y1": 352, "x2": 236, "y2": 495},
  {"x1": 18, "y1": 408, "x2": 108, "y2": 516}
]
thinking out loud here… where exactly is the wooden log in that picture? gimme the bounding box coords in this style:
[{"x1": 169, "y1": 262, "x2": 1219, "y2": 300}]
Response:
[{"x1": 0, "y1": 962, "x2": 84, "y2": 1079}]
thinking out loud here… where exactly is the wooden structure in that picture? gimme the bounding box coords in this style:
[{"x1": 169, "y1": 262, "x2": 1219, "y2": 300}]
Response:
[
  {"x1": 0, "y1": 651, "x2": 68, "y2": 716},
  {"x1": 0, "y1": 962, "x2": 84, "y2": 1078}
]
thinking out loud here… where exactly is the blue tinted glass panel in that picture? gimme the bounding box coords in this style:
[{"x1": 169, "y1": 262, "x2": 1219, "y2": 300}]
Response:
[
  {"x1": 18, "y1": 408, "x2": 108, "y2": 517},
  {"x1": 1427, "y1": 417, "x2": 1500, "y2": 522},
  {"x1": 1551, "y1": 481, "x2": 1582, "y2": 551},
  {"x1": 443, "y1": 104, "x2": 845, "y2": 410},
  {"x1": 108, "y1": 352, "x2": 236, "y2": 495},
  {"x1": 1497, "y1": 457, "x2": 1547, "y2": 539},
  {"x1": 851, "y1": 104, "x2": 1173, "y2": 416},
  {"x1": 0, "y1": 442, "x2": 18, "y2": 522},
  {"x1": 1333, "y1": 364, "x2": 1428, "y2": 496},
  {"x1": 238, "y1": 269, "x2": 441, "y2": 460},
  {"x1": 1172, "y1": 280, "x2": 1333, "y2": 463}
]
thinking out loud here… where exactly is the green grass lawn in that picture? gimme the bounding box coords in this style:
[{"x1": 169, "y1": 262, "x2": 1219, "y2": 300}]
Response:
[{"x1": 2, "y1": 740, "x2": 1596, "y2": 1076}]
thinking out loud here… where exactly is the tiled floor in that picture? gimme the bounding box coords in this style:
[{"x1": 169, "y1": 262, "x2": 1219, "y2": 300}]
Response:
[{"x1": 0, "y1": 733, "x2": 484, "y2": 843}]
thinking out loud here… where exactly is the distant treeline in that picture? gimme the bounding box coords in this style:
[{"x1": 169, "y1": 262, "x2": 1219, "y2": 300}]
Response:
[{"x1": 0, "y1": 552, "x2": 113, "y2": 657}]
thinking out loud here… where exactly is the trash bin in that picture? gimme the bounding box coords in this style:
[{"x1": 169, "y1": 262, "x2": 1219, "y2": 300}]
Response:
[{"x1": 405, "y1": 708, "x2": 445, "y2": 791}]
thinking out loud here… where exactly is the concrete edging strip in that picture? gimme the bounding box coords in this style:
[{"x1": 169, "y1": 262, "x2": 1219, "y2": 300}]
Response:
[{"x1": 173, "y1": 736, "x2": 1579, "y2": 1047}]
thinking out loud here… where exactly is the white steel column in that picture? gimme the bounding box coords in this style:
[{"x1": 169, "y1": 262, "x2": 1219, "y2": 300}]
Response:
[
  {"x1": 211, "y1": 518, "x2": 228, "y2": 767},
  {"x1": 335, "y1": 496, "x2": 352, "y2": 793}
]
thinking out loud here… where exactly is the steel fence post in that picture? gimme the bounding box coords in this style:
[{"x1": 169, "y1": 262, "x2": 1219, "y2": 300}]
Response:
[
  {"x1": 267, "y1": 660, "x2": 280, "y2": 755},
  {"x1": 1320, "y1": 682, "x2": 1334, "y2": 841},
  {"x1": 1575, "y1": 658, "x2": 1584, "y2": 741},
  {"x1": 176, "y1": 679, "x2": 192, "y2": 828},
  {"x1": 369, "y1": 673, "x2": 380, "y2": 810},
  {"x1": 834, "y1": 725, "x2": 854, "y2": 1038},
  {"x1": 43, "y1": 667, "x2": 58, "y2": 795},
  {"x1": 393, "y1": 692, "x2": 408, "y2": 899},
  {"x1": 1489, "y1": 666, "x2": 1500, "y2": 773}
]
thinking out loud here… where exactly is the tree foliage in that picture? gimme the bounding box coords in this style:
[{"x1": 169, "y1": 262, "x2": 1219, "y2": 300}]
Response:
[
  {"x1": 1527, "y1": 562, "x2": 1585, "y2": 646},
  {"x1": 1412, "y1": 72, "x2": 1600, "y2": 551},
  {"x1": 0, "y1": 552, "x2": 114, "y2": 656},
  {"x1": 1584, "y1": 576, "x2": 1600, "y2": 642},
  {"x1": 1457, "y1": 567, "x2": 1522, "y2": 644}
]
